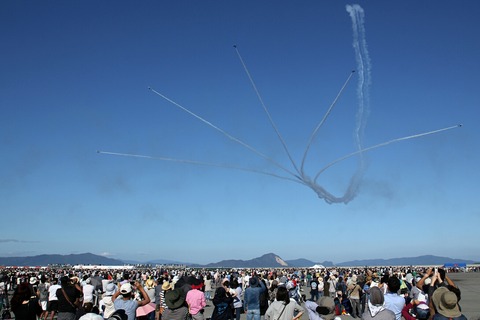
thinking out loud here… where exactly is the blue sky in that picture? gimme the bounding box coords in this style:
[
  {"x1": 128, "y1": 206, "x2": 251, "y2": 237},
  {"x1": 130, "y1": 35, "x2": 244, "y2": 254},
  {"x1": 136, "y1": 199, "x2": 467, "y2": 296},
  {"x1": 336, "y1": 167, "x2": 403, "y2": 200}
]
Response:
[{"x1": 1, "y1": 1, "x2": 479, "y2": 265}]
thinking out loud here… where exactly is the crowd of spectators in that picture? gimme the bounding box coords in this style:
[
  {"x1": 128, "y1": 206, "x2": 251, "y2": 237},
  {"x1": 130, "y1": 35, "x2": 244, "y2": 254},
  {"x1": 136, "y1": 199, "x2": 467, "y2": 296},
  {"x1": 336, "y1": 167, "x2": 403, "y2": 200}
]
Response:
[{"x1": 0, "y1": 264, "x2": 476, "y2": 320}]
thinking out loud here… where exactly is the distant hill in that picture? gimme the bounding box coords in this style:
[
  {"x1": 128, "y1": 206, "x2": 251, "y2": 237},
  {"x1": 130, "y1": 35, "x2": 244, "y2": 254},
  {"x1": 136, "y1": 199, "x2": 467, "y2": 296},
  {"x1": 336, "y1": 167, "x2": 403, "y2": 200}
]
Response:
[
  {"x1": 203, "y1": 253, "x2": 290, "y2": 268},
  {"x1": 336, "y1": 255, "x2": 476, "y2": 266},
  {"x1": 285, "y1": 258, "x2": 335, "y2": 267},
  {"x1": 0, "y1": 253, "x2": 124, "y2": 266},
  {"x1": 0, "y1": 252, "x2": 475, "y2": 268},
  {"x1": 200, "y1": 253, "x2": 334, "y2": 268}
]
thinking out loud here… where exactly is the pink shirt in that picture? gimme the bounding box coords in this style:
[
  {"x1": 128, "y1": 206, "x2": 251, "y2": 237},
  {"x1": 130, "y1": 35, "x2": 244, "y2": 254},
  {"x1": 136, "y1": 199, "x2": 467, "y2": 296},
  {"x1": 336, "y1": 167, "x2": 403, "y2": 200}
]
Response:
[{"x1": 185, "y1": 289, "x2": 206, "y2": 315}]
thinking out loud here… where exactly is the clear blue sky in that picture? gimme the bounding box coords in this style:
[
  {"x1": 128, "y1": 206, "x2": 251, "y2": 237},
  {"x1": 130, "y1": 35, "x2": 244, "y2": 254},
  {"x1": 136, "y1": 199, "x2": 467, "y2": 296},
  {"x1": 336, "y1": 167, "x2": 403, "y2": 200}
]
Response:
[{"x1": 1, "y1": 1, "x2": 479, "y2": 264}]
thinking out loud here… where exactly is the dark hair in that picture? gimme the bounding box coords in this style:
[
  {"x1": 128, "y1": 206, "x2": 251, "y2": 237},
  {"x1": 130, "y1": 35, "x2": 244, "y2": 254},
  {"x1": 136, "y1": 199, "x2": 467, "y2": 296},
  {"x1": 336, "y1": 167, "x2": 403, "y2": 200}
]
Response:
[
  {"x1": 447, "y1": 285, "x2": 461, "y2": 302},
  {"x1": 387, "y1": 276, "x2": 400, "y2": 293},
  {"x1": 276, "y1": 286, "x2": 290, "y2": 305},
  {"x1": 231, "y1": 280, "x2": 239, "y2": 289},
  {"x1": 83, "y1": 302, "x2": 94, "y2": 313},
  {"x1": 10, "y1": 283, "x2": 32, "y2": 312},
  {"x1": 438, "y1": 269, "x2": 446, "y2": 281}
]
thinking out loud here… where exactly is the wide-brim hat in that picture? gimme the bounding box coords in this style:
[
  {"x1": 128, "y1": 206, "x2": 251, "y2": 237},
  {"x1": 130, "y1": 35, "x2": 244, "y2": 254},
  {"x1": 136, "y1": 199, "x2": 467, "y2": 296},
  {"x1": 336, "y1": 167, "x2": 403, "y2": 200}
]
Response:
[
  {"x1": 162, "y1": 281, "x2": 172, "y2": 291},
  {"x1": 431, "y1": 287, "x2": 461, "y2": 318},
  {"x1": 105, "y1": 283, "x2": 116, "y2": 296},
  {"x1": 29, "y1": 277, "x2": 38, "y2": 285},
  {"x1": 317, "y1": 296, "x2": 336, "y2": 320},
  {"x1": 165, "y1": 288, "x2": 185, "y2": 310},
  {"x1": 145, "y1": 279, "x2": 155, "y2": 289}
]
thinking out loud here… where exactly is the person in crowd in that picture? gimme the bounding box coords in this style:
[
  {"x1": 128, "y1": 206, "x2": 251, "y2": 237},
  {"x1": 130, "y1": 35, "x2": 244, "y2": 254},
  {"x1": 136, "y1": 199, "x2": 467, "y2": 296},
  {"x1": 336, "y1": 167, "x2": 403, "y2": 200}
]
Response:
[
  {"x1": 38, "y1": 276, "x2": 50, "y2": 320},
  {"x1": 362, "y1": 286, "x2": 395, "y2": 320},
  {"x1": 383, "y1": 276, "x2": 405, "y2": 320},
  {"x1": 162, "y1": 288, "x2": 188, "y2": 320},
  {"x1": 211, "y1": 287, "x2": 233, "y2": 320},
  {"x1": 48, "y1": 277, "x2": 61, "y2": 320},
  {"x1": 57, "y1": 275, "x2": 83, "y2": 320},
  {"x1": 327, "y1": 275, "x2": 337, "y2": 298},
  {"x1": 99, "y1": 283, "x2": 117, "y2": 319},
  {"x1": 231, "y1": 279, "x2": 243, "y2": 320},
  {"x1": 265, "y1": 286, "x2": 304, "y2": 320},
  {"x1": 112, "y1": 281, "x2": 151, "y2": 320},
  {"x1": 186, "y1": 278, "x2": 206, "y2": 320},
  {"x1": 82, "y1": 279, "x2": 96, "y2": 306},
  {"x1": 346, "y1": 276, "x2": 362, "y2": 318},
  {"x1": 244, "y1": 276, "x2": 266, "y2": 320},
  {"x1": 203, "y1": 274, "x2": 213, "y2": 302},
  {"x1": 430, "y1": 286, "x2": 467, "y2": 320},
  {"x1": 10, "y1": 282, "x2": 42, "y2": 320}
]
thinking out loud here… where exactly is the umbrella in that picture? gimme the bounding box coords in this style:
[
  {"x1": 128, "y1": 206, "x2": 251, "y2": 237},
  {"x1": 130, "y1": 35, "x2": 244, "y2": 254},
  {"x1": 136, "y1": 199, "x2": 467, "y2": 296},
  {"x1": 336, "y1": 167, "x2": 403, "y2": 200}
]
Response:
[{"x1": 136, "y1": 302, "x2": 156, "y2": 317}]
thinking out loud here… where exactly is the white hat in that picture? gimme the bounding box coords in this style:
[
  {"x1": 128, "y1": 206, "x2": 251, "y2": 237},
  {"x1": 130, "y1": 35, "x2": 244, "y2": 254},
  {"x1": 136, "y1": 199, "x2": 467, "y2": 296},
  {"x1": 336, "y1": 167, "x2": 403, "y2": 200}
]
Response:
[
  {"x1": 120, "y1": 283, "x2": 132, "y2": 294},
  {"x1": 105, "y1": 283, "x2": 116, "y2": 295},
  {"x1": 29, "y1": 277, "x2": 38, "y2": 285}
]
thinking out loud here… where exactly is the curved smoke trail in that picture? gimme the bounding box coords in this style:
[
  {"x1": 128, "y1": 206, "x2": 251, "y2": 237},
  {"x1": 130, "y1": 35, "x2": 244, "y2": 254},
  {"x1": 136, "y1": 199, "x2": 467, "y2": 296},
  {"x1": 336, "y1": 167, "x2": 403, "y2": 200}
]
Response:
[{"x1": 341, "y1": 4, "x2": 371, "y2": 203}]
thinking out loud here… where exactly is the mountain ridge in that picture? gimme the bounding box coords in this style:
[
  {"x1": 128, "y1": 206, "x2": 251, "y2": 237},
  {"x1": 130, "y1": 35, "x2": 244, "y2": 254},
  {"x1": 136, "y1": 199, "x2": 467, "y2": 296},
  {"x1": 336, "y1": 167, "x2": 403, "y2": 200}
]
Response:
[{"x1": 0, "y1": 253, "x2": 476, "y2": 267}]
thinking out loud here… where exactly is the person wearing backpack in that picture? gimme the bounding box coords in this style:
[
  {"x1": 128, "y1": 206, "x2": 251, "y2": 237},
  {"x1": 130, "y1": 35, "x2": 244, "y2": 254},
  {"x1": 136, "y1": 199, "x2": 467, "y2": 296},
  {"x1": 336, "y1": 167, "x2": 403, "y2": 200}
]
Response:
[{"x1": 347, "y1": 276, "x2": 362, "y2": 318}]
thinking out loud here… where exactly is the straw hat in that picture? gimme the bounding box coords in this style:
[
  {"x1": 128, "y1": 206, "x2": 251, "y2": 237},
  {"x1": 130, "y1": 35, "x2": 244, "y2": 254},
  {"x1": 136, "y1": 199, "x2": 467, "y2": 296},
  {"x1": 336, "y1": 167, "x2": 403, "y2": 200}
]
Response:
[
  {"x1": 162, "y1": 281, "x2": 172, "y2": 291},
  {"x1": 145, "y1": 279, "x2": 155, "y2": 289}
]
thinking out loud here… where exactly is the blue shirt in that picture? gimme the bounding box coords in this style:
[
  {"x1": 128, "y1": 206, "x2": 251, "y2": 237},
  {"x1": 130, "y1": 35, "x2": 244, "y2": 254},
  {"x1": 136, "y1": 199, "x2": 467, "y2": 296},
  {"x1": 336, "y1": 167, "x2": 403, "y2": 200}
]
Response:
[
  {"x1": 114, "y1": 299, "x2": 138, "y2": 320},
  {"x1": 244, "y1": 281, "x2": 266, "y2": 310}
]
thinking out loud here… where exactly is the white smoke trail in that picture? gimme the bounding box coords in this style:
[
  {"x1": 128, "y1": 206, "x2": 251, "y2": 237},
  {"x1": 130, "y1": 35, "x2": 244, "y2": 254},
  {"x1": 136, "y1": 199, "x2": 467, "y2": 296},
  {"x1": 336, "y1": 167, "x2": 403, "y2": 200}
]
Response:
[{"x1": 339, "y1": 4, "x2": 372, "y2": 203}]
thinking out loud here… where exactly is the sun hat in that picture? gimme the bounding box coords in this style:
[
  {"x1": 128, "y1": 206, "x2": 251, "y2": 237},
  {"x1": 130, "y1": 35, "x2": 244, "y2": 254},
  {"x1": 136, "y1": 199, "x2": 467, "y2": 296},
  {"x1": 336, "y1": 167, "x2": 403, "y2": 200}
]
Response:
[
  {"x1": 120, "y1": 283, "x2": 132, "y2": 294},
  {"x1": 105, "y1": 283, "x2": 116, "y2": 296},
  {"x1": 162, "y1": 281, "x2": 172, "y2": 291},
  {"x1": 145, "y1": 279, "x2": 155, "y2": 289},
  {"x1": 165, "y1": 288, "x2": 185, "y2": 310},
  {"x1": 29, "y1": 277, "x2": 38, "y2": 285},
  {"x1": 431, "y1": 287, "x2": 461, "y2": 318},
  {"x1": 317, "y1": 296, "x2": 336, "y2": 320}
]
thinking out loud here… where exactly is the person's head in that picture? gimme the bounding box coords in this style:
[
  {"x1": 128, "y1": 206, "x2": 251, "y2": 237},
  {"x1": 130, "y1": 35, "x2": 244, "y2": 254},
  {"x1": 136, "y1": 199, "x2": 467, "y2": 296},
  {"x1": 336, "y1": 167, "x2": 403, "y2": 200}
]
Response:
[
  {"x1": 60, "y1": 276, "x2": 71, "y2": 287},
  {"x1": 15, "y1": 282, "x2": 31, "y2": 299},
  {"x1": 10, "y1": 283, "x2": 32, "y2": 310},
  {"x1": 431, "y1": 287, "x2": 462, "y2": 318},
  {"x1": 438, "y1": 268, "x2": 446, "y2": 281},
  {"x1": 249, "y1": 276, "x2": 259, "y2": 287},
  {"x1": 317, "y1": 297, "x2": 336, "y2": 320},
  {"x1": 369, "y1": 287, "x2": 384, "y2": 306},
  {"x1": 119, "y1": 283, "x2": 133, "y2": 299},
  {"x1": 447, "y1": 285, "x2": 461, "y2": 302},
  {"x1": 231, "y1": 279, "x2": 239, "y2": 289},
  {"x1": 387, "y1": 276, "x2": 400, "y2": 293},
  {"x1": 213, "y1": 286, "x2": 226, "y2": 300},
  {"x1": 83, "y1": 302, "x2": 94, "y2": 313},
  {"x1": 276, "y1": 286, "x2": 290, "y2": 304}
]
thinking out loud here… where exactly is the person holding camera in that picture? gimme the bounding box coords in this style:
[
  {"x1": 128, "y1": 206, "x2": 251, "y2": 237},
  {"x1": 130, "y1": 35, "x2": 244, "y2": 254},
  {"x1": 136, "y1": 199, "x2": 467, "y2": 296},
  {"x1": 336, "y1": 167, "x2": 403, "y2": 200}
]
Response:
[{"x1": 112, "y1": 281, "x2": 151, "y2": 320}]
